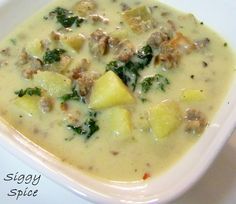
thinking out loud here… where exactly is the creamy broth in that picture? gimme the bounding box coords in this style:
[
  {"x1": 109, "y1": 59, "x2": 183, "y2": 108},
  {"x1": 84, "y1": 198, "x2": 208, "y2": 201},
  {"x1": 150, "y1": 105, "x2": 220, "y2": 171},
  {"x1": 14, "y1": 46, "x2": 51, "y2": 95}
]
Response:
[{"x1": 0, "y1": 0, "x2": 235, "y2": 181}]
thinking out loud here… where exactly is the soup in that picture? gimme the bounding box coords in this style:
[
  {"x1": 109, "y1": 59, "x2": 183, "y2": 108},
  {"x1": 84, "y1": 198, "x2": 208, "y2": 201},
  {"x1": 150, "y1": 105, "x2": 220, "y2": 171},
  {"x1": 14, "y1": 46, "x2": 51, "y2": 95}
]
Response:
[{"x1": 0, "y1": 0, "x2": 235, "y2": 181}]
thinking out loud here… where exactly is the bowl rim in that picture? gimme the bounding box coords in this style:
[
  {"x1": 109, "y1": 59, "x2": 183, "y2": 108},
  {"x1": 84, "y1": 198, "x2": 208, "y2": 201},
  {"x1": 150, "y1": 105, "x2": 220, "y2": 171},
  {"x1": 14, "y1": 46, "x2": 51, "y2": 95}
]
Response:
[{"x1": 0, "y1": 0, "x2": 236, "y2": 203}]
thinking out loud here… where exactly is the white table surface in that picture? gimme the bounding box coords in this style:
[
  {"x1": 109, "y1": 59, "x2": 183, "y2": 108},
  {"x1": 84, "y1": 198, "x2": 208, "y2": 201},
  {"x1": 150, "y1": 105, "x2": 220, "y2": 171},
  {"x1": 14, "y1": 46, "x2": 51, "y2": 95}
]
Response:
[{"x1": 0, "y1": 132, "x2": 236, "y2": 204}]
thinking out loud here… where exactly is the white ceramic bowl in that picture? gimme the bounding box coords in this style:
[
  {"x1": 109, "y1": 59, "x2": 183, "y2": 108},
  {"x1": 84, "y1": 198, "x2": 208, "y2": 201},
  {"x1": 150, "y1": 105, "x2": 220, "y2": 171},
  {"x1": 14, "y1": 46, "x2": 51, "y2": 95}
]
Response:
[{"x1": 0, "y1": 0, "x2": 235, "y2": 203}]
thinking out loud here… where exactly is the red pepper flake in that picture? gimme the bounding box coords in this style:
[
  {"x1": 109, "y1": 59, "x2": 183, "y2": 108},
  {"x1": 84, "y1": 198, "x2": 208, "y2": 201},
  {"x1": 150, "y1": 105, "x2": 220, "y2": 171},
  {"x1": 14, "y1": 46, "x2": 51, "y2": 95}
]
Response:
[{"x1": 142, "y1": 172, "x2": 151, "y2": 180}]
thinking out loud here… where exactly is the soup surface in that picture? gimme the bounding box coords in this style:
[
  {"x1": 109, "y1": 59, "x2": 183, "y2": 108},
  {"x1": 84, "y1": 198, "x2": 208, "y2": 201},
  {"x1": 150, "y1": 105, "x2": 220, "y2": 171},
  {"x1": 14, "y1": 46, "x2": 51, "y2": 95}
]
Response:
[{"x1": 0, "y1": 0, "x2": 235, "y2": 181}]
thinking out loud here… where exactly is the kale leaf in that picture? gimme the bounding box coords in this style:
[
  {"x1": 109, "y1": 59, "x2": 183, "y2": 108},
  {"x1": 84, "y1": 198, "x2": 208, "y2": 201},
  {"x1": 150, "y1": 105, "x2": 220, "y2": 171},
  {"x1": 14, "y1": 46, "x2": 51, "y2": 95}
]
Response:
[
  {"x1": 60, "y1": 86, "x2": 85, "y2": 104},
  {"x1": 141, "y1": 74, "x2": 170, "y2": 93},
  {"x1": 106, "y1": 45, "x2": 153, "y2": 90},
  {"x1": 43, "y1": 48, "x2": 66, "y2": 64},
  {"x1": 67, "y1": 111, "x2": 99, "y2": 140},
  {"x1": 15, "y1": 87, "x2": 41, "y2": 97},
  {"x1": 50, "y1": 7, "x2": 84, "y2": 28}
]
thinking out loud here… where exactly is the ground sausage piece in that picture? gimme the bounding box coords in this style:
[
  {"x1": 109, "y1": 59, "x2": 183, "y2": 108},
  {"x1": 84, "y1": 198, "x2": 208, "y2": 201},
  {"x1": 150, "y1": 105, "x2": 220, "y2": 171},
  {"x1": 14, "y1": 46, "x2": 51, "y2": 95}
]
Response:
[
  {"x1": 76, "y1": 72, "x2": 100, "y2": 96},
  {"x1": 120, "y1": 3, "x2": 130, "y2": 11},
  {"x1": 40, "y1": 97, "x2": 53, "y2": 113},
  {"x1": 21, "y1": 68, "x2": 38, "y2": 79},
  {"x1": 89, "y1": 14, "x2": 109, "y2": 24},
  {"x1": 30, "y1": 57, "x2": 43, "y2": 70},
  {"x1": 89, "y1": 29, "x2": 109, "y2": 57},
  {"x1": 184, "y1": 109, "x2": 208, "y2": 134},
  {"x1": 114, "y1": 40, "x2": 135, "y2": 62},
  {"x1": 73, "y1": 0, "x2": 97, "y2": 17},
  {"x1": 71, "y1": 59, "x2": 91, "y2": 79},
  {"x1": 18, "y1": 49, "x2": 30, "y2": 65},
  {"x1": 50, "y1": 31, "x2": 61, "y2": 41},
  {"x1": 147, "y1": 31, "x2": 170, "y2": 49},
  {"x1": 158, "y1": 42, "x2": 180, "y2": 69},
  {"x1": 0, "y1": 48, "x2": 11, "y2": 57}
]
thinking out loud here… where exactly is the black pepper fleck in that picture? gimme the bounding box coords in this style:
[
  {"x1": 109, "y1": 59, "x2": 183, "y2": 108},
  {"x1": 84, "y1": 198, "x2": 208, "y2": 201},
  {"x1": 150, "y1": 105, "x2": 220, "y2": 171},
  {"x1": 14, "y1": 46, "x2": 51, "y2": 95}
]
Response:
[
  {"x1": 202, "y1": 61, "x2": 208, "y2": 67},
  {"x1": 190, "y1": 75, "x2": 195, "y2": 79}
]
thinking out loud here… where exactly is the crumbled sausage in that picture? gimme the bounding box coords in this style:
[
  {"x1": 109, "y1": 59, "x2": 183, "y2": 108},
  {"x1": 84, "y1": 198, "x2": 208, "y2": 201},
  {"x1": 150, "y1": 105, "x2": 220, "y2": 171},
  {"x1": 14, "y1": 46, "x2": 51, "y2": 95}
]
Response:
[
  {"x1": 76, "y1": 71, "x2": 100, "y2": 96},
  {"x1": 89, "y1": 14, "x2": 110, "y2": 24},
  {"x1": 73, "y1": 0, "x2": 97, "y2": 17},
  {"x1": 30, "y1": 57, "x2": 43, "y2": 70},
  {"x1": 21, "y1": 57, "x2": 43, "y2": 79},
  {"x1": 0, "y1": 60, "x2": 8, "y2": 68},
  {"x1": 40, "y1": 39, "x2": 51, "y2": 51},
  {"x1": 184, "y1": 109, "x2": 208, "y2": 134},
  {"x1": 0, "y1": 48, "x2": 11, "y2": 57},
  {"x1": 158, "y1": 42, "x2": 180, "y2": 69},
  {"x1": 89, "y1": 29, "x2": 109, "y2": 57},
  {"x1": 59, "y1": 55, "x2": 72, "y2": 72},
  {"x1": 66, "y1": 112, "x2": 81, "y2": 126},
  {"x1": 114, "y1": 40, "x2": 135, "y2": 62},
  {"x1": 169, "y1": 32, "x2": 196, "y2": 54},
  {"x1": 108, "y1": 37, "x2": 121, "y2": 48},
  {"x1": 21, "y1": 68, "x2": 38, "y2": 79},
  {"x1": 71, "y1": 59, "x2": 91, "y2": 79},
  {"x1": 120, "y1": 3, "x2": 130, "y2": 11},
  {"x1": 40, "y1": 97, "x2": 53, "y2": 113},
  {"x1": 50, "y1": 31, "x2": 61, "y2": 41},
  {"x1": 147, "y1": 31, "x2": 170, "y2": 49},
  {"x1": 60, "y1": 102, "x2": 69, "y2": 112},
  {"x1": 18, "y1": 49, "x2": 30, "y2": 65}
]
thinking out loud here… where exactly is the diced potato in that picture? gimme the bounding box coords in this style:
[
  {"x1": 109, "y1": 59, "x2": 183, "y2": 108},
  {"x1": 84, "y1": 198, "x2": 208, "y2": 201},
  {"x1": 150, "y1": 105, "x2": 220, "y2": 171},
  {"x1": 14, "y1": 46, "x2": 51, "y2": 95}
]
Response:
[
  {"x1": 122, "y1": 6, "x2": 153, "y2": 33},
  {"x1": 61, "y1": 34, "x2": 85, "y2": 52},
  {"x1": 27, "y1": 39, "x2": 43, "y2": 57},
  {"x1": 149, "y1": 100, "x2": 182, "y2": 139},
  {"x1": 73, "y1": 0, "x2": 97, "y2": 17},
  {"x1": 181, "y1": 89, "x2": 205, "y2": 102},
  {"x1": 100, "y1": 107, "x2": 132, "y2": 139},
  {"x1": 33, "y1": 71, "x2": 71, "y2": 97},
  {"x1": 110, "y1": 29, "x2": 128, "y2": 40},
  {"x1": 89, "y1": 71, "x2": 135, "y2": 109},
  {"x1": 14, "y1": 95, "x2": 40, "y2": 116}
]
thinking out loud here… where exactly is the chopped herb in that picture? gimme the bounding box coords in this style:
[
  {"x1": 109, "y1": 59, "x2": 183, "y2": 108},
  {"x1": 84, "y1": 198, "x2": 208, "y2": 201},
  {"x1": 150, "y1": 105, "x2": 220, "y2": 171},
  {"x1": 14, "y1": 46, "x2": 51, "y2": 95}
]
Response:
[
  {"x1": 43, "y1": 48, "x2": 66, "y2": 64},
  {"x1": 60, "y1": 86, "x2": 85, "y2": 104},
  {"x1": 49, "y1": 7, "x2": 84, "y2": 28},
  {"x1": 106, "y1": 45, "x2": 153, "y2": 90},
  {"x1": 141, "y1": 77, "x2": 155, "y2": 93},
  {"x1": 10, "y1": 38, "x2": 17, "y2": 45},
  {"x1": 15, "y1": 87, "x2": 41, "y2": 97},
  {"x1": 67, "y1": 111, "x2": 99, "y2": 140},
  {"x1": 224, "y1": 42, "x2": 228, "y2": 47},
  {"x1": 200, "y1": 22, "x2": 204, "y2": 25},
  {"x1": 140, "y1": 97, "x2": 148, "y2": 103},
  {"x1": 202, "y1": 61, "x2": 208, "y2": 67},
  {"x1": 141, "y1": 74, "x2": 170, "y2": 93}
]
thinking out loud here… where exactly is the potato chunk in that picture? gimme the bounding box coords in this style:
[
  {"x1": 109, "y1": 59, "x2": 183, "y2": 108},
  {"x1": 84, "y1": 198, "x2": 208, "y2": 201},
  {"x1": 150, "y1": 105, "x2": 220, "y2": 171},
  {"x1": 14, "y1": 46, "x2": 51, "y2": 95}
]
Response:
[
  {"x1": 27, "y1": 39, "x2": 43, "y2": 57},
  {"x1": 110, "y1": 29, "x2": 128, "y2": 40},
  {"x1": 181, "y1": 89, "x2": 205, "y2": 102},
  {"x1": 61, "y1": 34, "x2": 85, "y2": 52},
  {"x1": 89, "y1": 71, "x2": 135, "y2": 109},
  {"x1": 149, "y1": 100, "x2": 182, "y2": 139},
  {"x1": 15, "y1": 96, "x2": 40, "y2": 116},
  {"x1": 33, "y1": 71, "x2": 71, "y2": 97},
  {"x1": 122, "y1": 6, "x2": 153, "y2": 33},
  {"x1": 100, "y1": 107, "x2": 132, "y2": 139}
]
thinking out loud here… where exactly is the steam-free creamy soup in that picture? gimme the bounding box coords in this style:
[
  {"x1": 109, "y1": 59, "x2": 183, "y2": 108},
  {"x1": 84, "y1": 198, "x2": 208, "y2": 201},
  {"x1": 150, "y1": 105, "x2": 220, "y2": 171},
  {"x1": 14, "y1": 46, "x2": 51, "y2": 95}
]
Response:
[{"x1": 0, "y1": 0, "x2": 235, "y2": 181}]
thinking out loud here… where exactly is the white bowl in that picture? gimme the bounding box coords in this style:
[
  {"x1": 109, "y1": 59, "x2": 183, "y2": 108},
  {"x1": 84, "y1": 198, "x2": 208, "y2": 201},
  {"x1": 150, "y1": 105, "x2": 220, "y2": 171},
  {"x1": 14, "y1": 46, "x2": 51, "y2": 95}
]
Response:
[{"x1": 0, "y1": 0, "x2": 235, "y2": 203}]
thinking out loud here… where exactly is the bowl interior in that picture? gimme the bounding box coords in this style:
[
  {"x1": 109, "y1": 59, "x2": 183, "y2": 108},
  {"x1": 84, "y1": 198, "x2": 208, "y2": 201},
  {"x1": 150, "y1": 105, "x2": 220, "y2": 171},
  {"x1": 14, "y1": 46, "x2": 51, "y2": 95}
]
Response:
[{"x1": 0, "y1": 0, "x2": 235, "y2": 203}]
